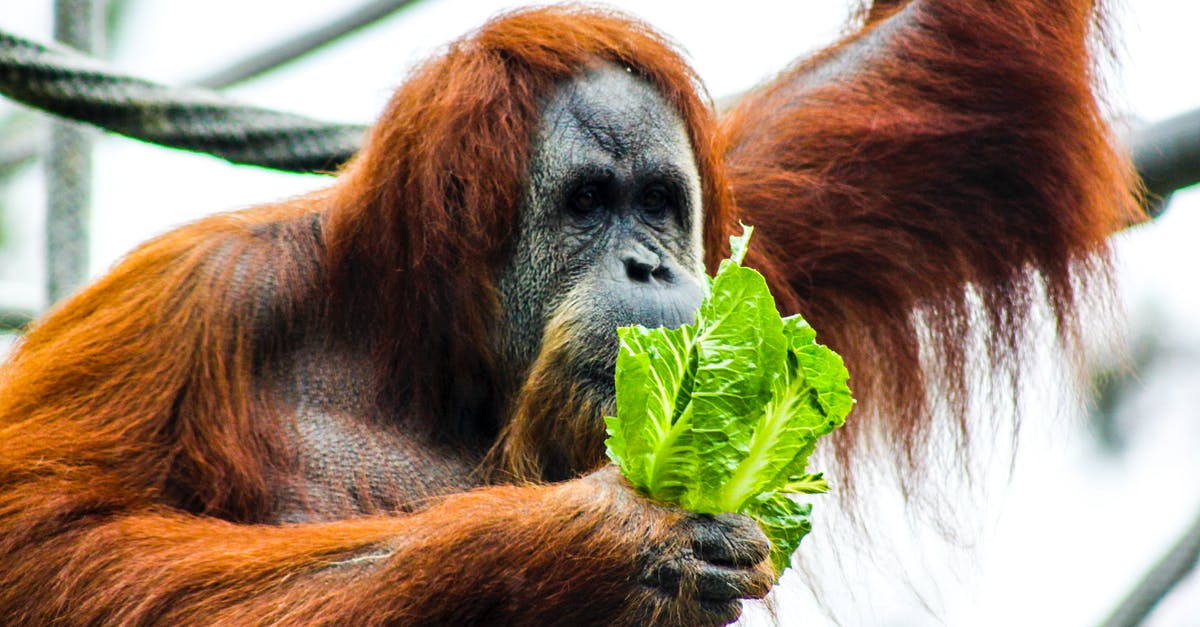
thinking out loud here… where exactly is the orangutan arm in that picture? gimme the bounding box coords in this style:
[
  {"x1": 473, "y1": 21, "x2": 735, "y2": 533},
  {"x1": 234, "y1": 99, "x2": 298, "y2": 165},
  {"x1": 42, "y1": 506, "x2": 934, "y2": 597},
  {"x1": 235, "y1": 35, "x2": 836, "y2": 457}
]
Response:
[
  {"x1": 0, "y1": 211, "x2": 768, "y2": 626},
  {"x1": 0, "y1": 466, "x2": 770, "y2": 626},
  {"x1": 722, "y1": 0, "x2": 1142, "y2": 474}
]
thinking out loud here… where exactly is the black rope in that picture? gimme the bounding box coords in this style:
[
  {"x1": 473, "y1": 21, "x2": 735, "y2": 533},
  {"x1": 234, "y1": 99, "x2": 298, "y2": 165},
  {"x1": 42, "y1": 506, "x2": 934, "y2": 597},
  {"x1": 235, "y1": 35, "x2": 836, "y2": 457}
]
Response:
[
  {"x1": 0, "y1": 29, "x2": 368, "y2": 174},
  {"x1": 4, "y1": 22, "x2": 1200, "y2": 192},
  {"x1": 0, "y1": 12, "x2": 1198, "y2": 324},
  {"x1": 0, "y1": 0, "x2": 422, "y2": 173}
]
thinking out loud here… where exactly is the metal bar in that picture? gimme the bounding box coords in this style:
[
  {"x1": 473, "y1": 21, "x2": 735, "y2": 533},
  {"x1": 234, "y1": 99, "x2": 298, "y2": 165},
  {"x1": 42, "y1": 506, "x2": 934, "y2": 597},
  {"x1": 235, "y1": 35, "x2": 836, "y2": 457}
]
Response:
[
  {"x1": 1100, "y1": 503, "x2": 1200, "y2": 627},
  {"x1": 45, "y1": 0, "x2": 104, "y2": 306},
  {"x1": 1132, "y1": 109, "x2": 1200, "y2": 218},
  {"x1": 0, "y1": 113, "x2": 43, "y2": 173},
  {"x1": 192, "y1": 0, "x2": 423, "y2": 89},
  {"x1": 0, "y1": 309, "x2": 33, "y2": 333}
]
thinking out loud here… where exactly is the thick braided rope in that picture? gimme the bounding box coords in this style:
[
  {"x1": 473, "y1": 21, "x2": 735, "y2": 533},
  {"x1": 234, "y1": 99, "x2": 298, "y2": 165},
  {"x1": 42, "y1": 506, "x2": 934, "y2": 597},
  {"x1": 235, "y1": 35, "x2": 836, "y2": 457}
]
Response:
[{"x1": 0, "y1": 29, "x2": 367, "y2": 173}]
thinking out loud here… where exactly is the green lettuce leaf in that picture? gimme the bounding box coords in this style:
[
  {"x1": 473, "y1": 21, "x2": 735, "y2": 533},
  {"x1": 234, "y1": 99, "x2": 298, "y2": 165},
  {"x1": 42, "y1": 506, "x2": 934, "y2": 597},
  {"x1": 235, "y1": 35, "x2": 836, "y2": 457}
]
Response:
[
  {"x1": 746, "y1": 492, "x2": 814, "y2": 574},
  {"x1": 606, "y1": 324, "x2": 698, "y2": 502},
  {"x1": 686, "y1": 257, "x2": 785, "y2": 512},
  {"x1": 604, "y1": 225, "x2": 853, "y2": 576}
]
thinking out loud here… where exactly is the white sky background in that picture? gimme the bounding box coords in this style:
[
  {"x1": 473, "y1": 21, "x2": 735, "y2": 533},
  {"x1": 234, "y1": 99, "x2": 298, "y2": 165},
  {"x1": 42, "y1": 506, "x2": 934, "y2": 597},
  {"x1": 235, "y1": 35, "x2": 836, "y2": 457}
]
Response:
[{"x1": 2, "y1": 1, "x2": 1200, "y2": 625}]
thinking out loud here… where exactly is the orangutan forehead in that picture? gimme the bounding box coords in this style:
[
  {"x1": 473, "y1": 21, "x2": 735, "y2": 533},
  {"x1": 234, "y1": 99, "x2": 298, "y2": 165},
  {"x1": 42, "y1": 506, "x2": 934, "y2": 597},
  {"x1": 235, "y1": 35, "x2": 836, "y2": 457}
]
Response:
[{"x1": 538, "y1": 64, "x2": 695, "y2": 163}]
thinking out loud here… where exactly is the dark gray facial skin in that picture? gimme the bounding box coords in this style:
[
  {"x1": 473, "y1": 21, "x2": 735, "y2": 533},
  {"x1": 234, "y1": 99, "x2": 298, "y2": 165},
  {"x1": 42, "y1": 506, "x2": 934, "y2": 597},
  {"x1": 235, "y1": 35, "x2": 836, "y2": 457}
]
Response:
[{"x1": 494, "y1": 64, "x2": 707, "y2": 396}]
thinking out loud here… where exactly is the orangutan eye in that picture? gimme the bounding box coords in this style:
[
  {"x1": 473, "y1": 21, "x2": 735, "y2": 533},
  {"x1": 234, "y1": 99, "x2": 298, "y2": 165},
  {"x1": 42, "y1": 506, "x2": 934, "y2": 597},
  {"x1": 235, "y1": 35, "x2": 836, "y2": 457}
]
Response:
[
  {"x1": 570, "y1": 184, "x2": 603, "y2": 215},
  {"x1": 640, "y1": 185, "x2": 669, "y2": 215}
]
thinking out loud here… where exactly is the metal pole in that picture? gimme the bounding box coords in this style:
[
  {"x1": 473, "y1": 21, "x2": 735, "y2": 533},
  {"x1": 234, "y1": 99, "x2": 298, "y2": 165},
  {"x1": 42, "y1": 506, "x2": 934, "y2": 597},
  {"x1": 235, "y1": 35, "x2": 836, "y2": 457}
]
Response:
[
  {"x1": 194, "y1": 0, "x2": 424, "y2": 89},
  {"x1": 45, "y1": 0, "x2": 104, "y2": 306},
  {"x1": 1100, "y1": 503, "x2": 1200, "y2": 627},
  {"x1": 1132, "y1": 109, "x2": 1200, "y2": 218}
]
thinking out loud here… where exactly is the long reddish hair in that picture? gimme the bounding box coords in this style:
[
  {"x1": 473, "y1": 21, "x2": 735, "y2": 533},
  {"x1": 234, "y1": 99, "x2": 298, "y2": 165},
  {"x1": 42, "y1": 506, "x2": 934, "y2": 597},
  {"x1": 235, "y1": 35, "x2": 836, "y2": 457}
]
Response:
[
  {"x1": 723, "y1": 0, "x2": 1141, "y2": 485},
  {"x1": 324, "y1": 6, "x2": 735, "y2": 438}
]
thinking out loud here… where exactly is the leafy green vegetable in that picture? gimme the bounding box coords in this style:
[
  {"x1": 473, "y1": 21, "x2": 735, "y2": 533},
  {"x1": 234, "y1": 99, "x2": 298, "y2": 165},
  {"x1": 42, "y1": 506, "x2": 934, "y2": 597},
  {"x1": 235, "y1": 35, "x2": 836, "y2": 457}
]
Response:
[{"x1": 604, "y1": 226, "x2": 853, "y2": 574}]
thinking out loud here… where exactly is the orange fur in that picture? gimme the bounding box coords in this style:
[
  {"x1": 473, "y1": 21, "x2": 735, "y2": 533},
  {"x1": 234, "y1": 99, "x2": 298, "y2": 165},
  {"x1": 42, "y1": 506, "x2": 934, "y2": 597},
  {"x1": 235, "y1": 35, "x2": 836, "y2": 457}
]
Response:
[
  {"x1": 0, "y1": 2, "x2": 1138, "y2": 623},
  {"x1": 723, "y1": 0, "x2": 1142, "y2": 483}
]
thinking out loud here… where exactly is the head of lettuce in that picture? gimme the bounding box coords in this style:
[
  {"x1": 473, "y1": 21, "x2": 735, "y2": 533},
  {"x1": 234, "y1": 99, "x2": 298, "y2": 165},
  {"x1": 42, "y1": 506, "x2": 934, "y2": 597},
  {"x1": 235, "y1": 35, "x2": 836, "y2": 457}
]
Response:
[{"x1": 604, "y1": 226, "x2": 854, "y2": 574}]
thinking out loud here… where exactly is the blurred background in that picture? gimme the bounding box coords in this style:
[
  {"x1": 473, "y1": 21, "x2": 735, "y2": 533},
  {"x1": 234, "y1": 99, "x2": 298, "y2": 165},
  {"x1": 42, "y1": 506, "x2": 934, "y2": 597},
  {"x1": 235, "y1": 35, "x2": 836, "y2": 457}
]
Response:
[{"x1": 1, "y1": 1, "x2": 1198, "y2": 625}]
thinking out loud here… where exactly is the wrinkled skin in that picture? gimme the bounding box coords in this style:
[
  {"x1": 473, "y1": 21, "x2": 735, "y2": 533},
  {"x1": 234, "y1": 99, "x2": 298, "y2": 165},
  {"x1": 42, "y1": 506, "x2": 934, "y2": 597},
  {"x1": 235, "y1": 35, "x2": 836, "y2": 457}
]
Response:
[
  {"x1": 495, "y1": 64, "x2": 708, "y2": 397},
  {"x1": 487, "y1": 67, "x2": 773, "y2": 622},
  {"x1": 577, "y1": 467, "x2": 774, "y2": 626}
]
